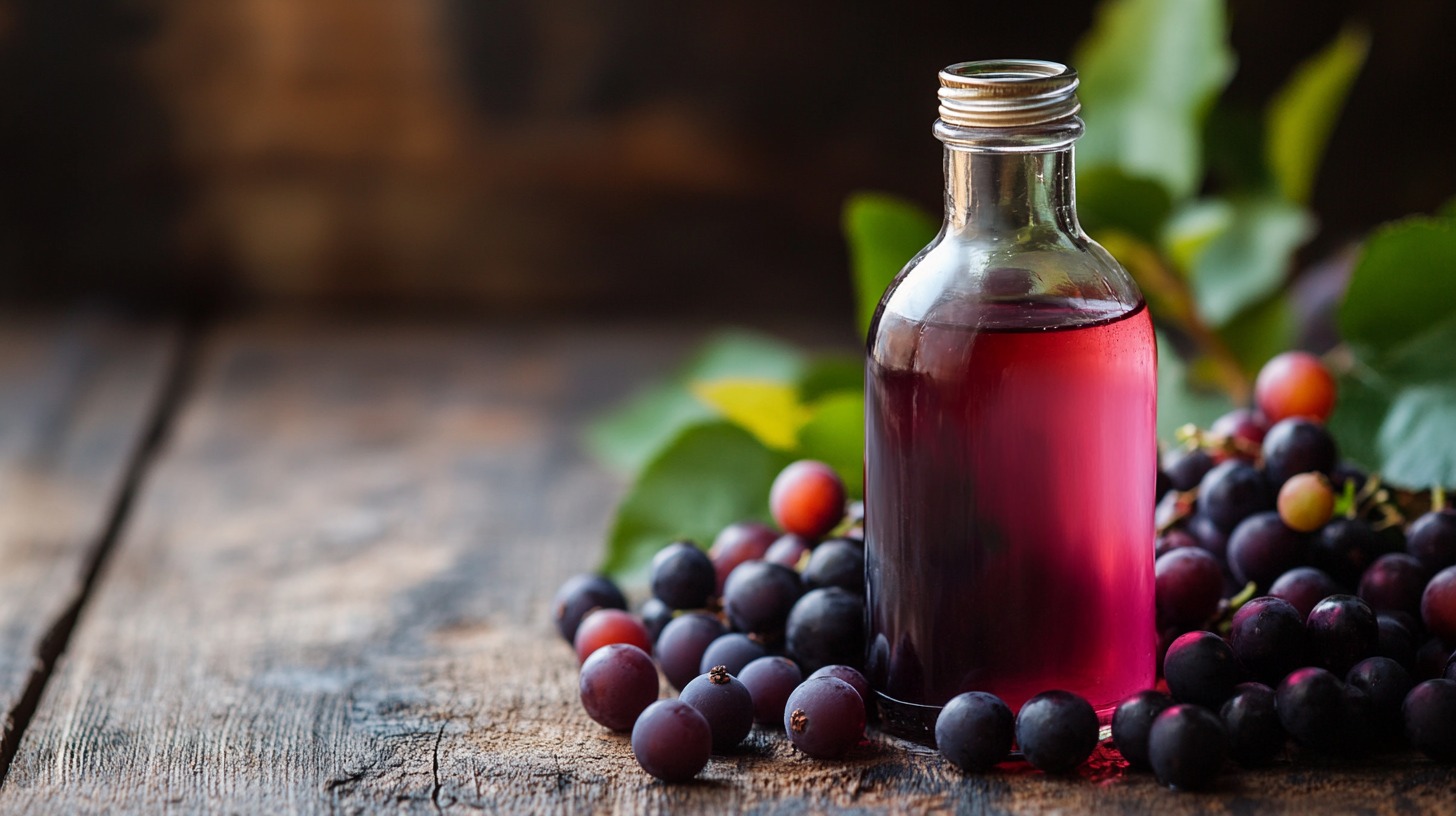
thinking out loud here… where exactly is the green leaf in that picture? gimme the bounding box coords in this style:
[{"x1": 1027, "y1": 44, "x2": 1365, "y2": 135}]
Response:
[
  {"x1": 1373, "y1": 384, "x2": 1456, "y2": 489},
  {"x1": 844, "y1": 193, "x2": 938, "y2": 338},
  {"x1": 691, "y1": 379, "x2": 810, "y2": 451},
  {"x1": 1220, "y1": 294, "x2": 1298, "y2": 377},
  {"x1": 797, "y1": 392, "x2": 865, "y2": 500},
  {"x1": 1174, "y1": 195, "x2": 1314, "y2": 326},
  {"x1": 796, "y1": 354, "x2": 863, "y2": 403},
  {"x1": 585, "y1": 332, "x2": 806, "y2": 472},
  {"x1": 1157, "y1": 332, "x2": 1232, "y2": 443},
  {"x1": 1074, "y1": 0, "x2": 1235, "y2": 200},
  {"x1": 1327, "y1": 371, "x2": 1387, "y2": 473},
  {"x1": 1266, "y1": 26, "x2": 1369, "y2": 205},
  {"x1": 600, "y1": 421, "x2": 793, "y2": 584},
  {"x1": 1339, "y1": 218, "x2": 1456, "y2": 362},
  {"x1": 1076, "y1": 166, "x2": 1174, "y2": 244}
]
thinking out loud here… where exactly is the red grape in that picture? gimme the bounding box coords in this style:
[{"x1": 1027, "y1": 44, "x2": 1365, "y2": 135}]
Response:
[
  {"x1": 1155, "y1": 547, "x2": 1225, "y2": 628},
  {"x1": 1422, "y1": 566, "x2": 1456, "y2": 642},
  {"x1": 1359, "y1": 553, "x2": 1430, "y2": 621},
  {"x1": 574, "y1": 608, "x2": 652, "y2": 664},
  {"x1": 579, "y1": 644, "x2": 660, "y2": 732},
  {"x1": 630, "y1": 699, "x2": 712, "y2": 781},
  {"x1": 739, "y1": 656, "x2": 803, "y2": 726},
  {"x1": 655, "y1": 612, "x2": 726, "y2": 691},
  {"x1": 1269, "y1": 567, "x2": 1340, "y2": 620},
  {"x1": 709, "y1": 521, "x2": 777, "y2": 592},
  {"x1": 1255, "y1": 351, "x2": 1336, "y2": 424},
  {"x1": 769, "y1": 460, "x2": 846, "y2": 538},
  {"x1": 680, "y1": 666, "x2": 753, "y2": 752}
]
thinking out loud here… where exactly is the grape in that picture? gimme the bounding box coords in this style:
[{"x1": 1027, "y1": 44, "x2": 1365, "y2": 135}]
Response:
[
  {"x1": 1403, "y1": 679, "x2": 1456, "y2": 762},
  {"x1": 1200, "y1": 461, "x2": 1275, "y2": 533},
  {"x1": 1164, "y1": 448, "x2": 1215, "y2": 492},
  {"x1": 1307, "y1": 595, "x2": 1379, "y2": 675},
  {"x1": 1417, "y1": 637, "x2": 1456, "y2": 680},
  {"x1": 935, "y1": 691, "x2": 1013, "y2": 772},
  {"x1": 1329, "y1": 462, "x2": 1369, "y2": 495},
  {"x1": 1346, "y1": 656, "x2": 1413, "y2": 739},
  {"x1": 655, "y1": 612, "x2": 726, "y2": 691},
  {"x1": 1358, "y1": 553, "x2": 1430, "y2": 621},
  {"x1": 709, "y1": 521, "x2": 778, "y2": 592},
  {"x1": 1211, "y1": 407, "x2": 1269, "y2": 450},
  {"x1": 1337, "y1": 684, "x2": 1376, "y2": 757},
  {"x1": 699, "y1": 632, "x2": 768, "y2": 677},
  {"x1": 1422, "y1": 566, "x2": 1456, "y2": 642},
  {"x1": 1015, "y1": 690, "x2": 1099, "y2": 774},
  {"x1": 1375, "y1": 613, "x2": 1417, "y2": 670},
  {"x1": 578, "y1": 644, "x2": 660, "y2": 732},
  {"x1": 1276, "y1": 667, "x2": 1344, "y2": 747},
  {"x1": 722, "y1": 560, "x2": 804, "y2": 638},
  {"x1": 802, "y1": 538, "x2": 865, "y2": 594},
  {"x1": 770, "y1": 460, "x2": 847, "y2": 539},
  {"x1": 552, "y1": 574, "x2": 627, "y2": 644},
  {"x1": 1269, "y1": 567, "x2": 1341, "y2": 620},
  {"x1": 630, "y1": 699, "x2": 712, "y2": 782},
  {"x1": 1254, "y1": 350, "x2": 1336, "y2": 424},
  {"x1": 574, "y1": 608, "x2": 652, "y2": 664},
  {"x1": 785, "y1": 587, "x2": 865, "y2": 674},
  {"x1": 1155, "y1": 547, "x2": 1225, "y2": 628},
  {"x1": 809, "y1": 665, "x2": 873, "y2": 720},
  {"x1": 1148, "y1": 704, "x2": 1227, "y2": 791},
  {"x1": 1277, "y1": 472, "x2": 1335, "y2": 533},
  {"x1": 764, "y1": 534, "x2": 813, "y2": 570},
  {"x1": 639, "y1": 598, "x2": 674, "y2": 645},
  {"x1": 1220, "y1": 683, "x2": 1283, "y2": 767},
  {"x1": 1447, "y1": 653, "x2": 1456, "y2": 681},
  {"x1": 1407, "y1": 510, "x2": 1456, "y2": 573},
  {"x1": 1186, "y1": 513, "x2": 1230, "y2": 561},
  {"x1": 650, "y1": 541, "x2": 717, "y2": 611},
  {"x1": 784, "y1": 676, "x2": 867, "y2": 759},
  {"x1": 738, "y1": 656, "x2": 803, "y2": 726},
  {"x1": 1164, "y1": 631, "x2": 1242, "y2": 708},
  {"x1": 1111, "y1": 689, "x2": 1174, "y2": 771},
  {"x1": 1262, "y1": 418, "x2": 1338, "y2": 487},
  {"x1": 1229, "y1": 596, "x2": 1308, "y2": 685},
  {"x1": 1228, "y1": 512, "x2": 1305, "y2": 591},
  {"x1": 680, "y1": 666, "x2": 754, "y2": 752},
  {"x1": 1310, "y1": 517, "x2": 1381, "y2": 588},
  {"x1": 1155, "y1": 529, "x2": 1199, "y2": 558},
  {"x1": 1157, "y1": 468, "x2": 1173, "y2": 501}
]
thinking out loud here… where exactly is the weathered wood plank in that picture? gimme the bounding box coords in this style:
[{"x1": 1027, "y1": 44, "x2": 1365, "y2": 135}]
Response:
[
  {"x1": 3, "y1": 318, "x2": 1453, "y2": 814},
  {"x1": 0, "y1": 311, "x2": 176, "y2": 762}
]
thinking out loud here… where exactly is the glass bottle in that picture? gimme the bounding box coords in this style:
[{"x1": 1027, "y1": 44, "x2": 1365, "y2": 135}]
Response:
[{"x1": 864, "y1": 60, "x2": 1157, "y2": 743}]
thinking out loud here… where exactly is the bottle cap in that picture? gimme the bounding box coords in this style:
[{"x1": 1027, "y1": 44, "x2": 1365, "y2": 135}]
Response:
[{"x1": 937, "y1": 60, "x2": 1080, "y2": 129}]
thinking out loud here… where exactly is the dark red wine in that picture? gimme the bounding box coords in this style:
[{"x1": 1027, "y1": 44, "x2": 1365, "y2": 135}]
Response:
[{"x1": 865, "y1": 298, "x2": 1157, "y2": 742}]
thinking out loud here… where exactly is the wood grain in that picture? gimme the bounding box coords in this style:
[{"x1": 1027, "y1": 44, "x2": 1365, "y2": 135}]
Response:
[
  {"x1": 0, "y1": 311, "x2": 175, "y2": 760},
  {"x1": 2, "y1": 318, "x2": 1453, "y2": 814}
]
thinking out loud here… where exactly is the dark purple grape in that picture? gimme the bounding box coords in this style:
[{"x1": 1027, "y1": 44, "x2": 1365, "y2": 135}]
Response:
[
  {"x1": 1403, "y1": 679, "x2": 1456, "y2": 762},
  {"x1": 739, "y1": 656, "x2": 803, "y2": 726},
  {"x1": 1164, "y1": 631, "x2": 1242, "y2": 709},
  {"x1": 784, "y1": 676, "x2": 867, "y2": 759},
  {"x1": 1015, "y1": 691, "x2": 1099, "y2": 773},
  {"x1": 578, "y1": 643, "x2": 660, "y2": 732},
  {"x1": 1155, "y1": 529, "x2": 1199, "y2": 558},
  {"x1": 651, "y1": 541, "x2": 717, "y2": 610},
  {"x1": 809, "y1": 665, "x2": 873, "y2": 720},
  {"x1": 1212, "y1": 408, "x2": 1269, "y2": 451},
  {"x1": 1156, "y1": 547, "x2": 1225, "y2": 628},
  {"x1": 654, "y1": 612, "x2": 726, "y2": 691},
  {"x1": 1200, "y1": 461, "x2": 1275, "y2": 533},
  {"x1": 765, "y1": 534, "x2": 813, "y2": 569},
  {"x1": 1307, "y1": 595, "x2": 1379, "y2": 675},
  {"x1": 722, "y1": 560, "x2": 803, "y2": 638},
  {"x1": 710, "y1": 521, "x2": 778, "y2": 592},
  {"x1": 1417, "y1": 638, "x2": 1456, "y2": 680},
  {"x1": 1310, "y1": 517, "x2": 1381, "y2": 588},
  {"x1": 680, "y1": 665, "x2": 754, "y2": 752},
  {"x1": 1262, "y1": 418, "x2": 1337, "y2": 486},
  {"x1": 630, "y1": 699, "x2": 712, "y2": 781},
  {"x1": 1220, "y1": 683, "x2": 1283, "y2": 767},
  {"x1": 1228, "y1": 512, "x2": 1306, "y2": 591},
  {"x1": 1346, "y1": 656, "x2": 1413, "y2": 739},
  {"x1": 802, "y1": 539, "x2": 865, "y2": 593},
  {"x1": 699, "y1": 632, "x2": 767, "y2": 677},
  {"x1": 1165, "y1": 448, "x2": 1215, "y2": 492},
  {"x1": 1270, "y1": 567, "x2": 1341, "y2": 620},
  {"x1": 639, "y1": 597, "x2": 674, "y2": 645},
  {"x1": 1148, "y1": 704, "x2": 1226, "y2": 791},
  {"x1": 785, "y1": 587, "x2": 865, "y2": 675},
  {"x1": 1186, "y1": 513, "x2": 1231, "y2": 561},
  {"x1": 1423, "y1": 566, "x2": 1456, "y2": 642},
  {"x1": 552, "y1": 574, "x2": 627, "y2": 644},
  {"x1": 1407, "y1": 510, "x2": 1456, "y2": 573},
  {"x1": 1336, "y1": 684, "x2": 1377, "y2": 757},
  {"x1": 1157, "y1": 467, "x2": 1173, "y2": 501},
  {"x1": 1229, "y1": 596, "x2": 1308, "y2": 684},
  {"x1": 1111, "y1": 690, "x2": 1174, "y2": 771},
  {"x1": 1276, "y1": 667, "x2": 1344, "y2": 746},
  {"x1": 1359, "y1": 553, "x2": 1430, "y2": 621},
  {"x1": 1376, "y1": 613, "x2": 1417, "y2": 670},
  {"x1": 935, "y1": 691, "x2": 1013, "y2": 772},
  {"x1": 1329, "y1": 461, "x2": 1368, "y2": 495}
]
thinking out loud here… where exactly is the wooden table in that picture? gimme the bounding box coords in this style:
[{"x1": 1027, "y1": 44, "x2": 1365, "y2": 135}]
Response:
[{"x1": 0, "y1": 310, "x2": 1452, "y2": 814}]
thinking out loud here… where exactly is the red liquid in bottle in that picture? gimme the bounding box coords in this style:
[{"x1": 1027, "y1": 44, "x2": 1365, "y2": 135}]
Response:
[{"x1": 865, "y1": 298, "x2": 1157, "y2": 742}]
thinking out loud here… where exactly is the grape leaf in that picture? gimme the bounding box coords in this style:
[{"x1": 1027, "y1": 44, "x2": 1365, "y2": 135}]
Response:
[
  {"x1": 1221, "y1": 293, "x2": 1298, "y2": 377},
  {"x1": 1074, "y1": 0, "x2": 1235, "y2": 200},
  {"x1": 600, "y1": 421, "x2": 792, "y2": 584},
  {"x1": 844, "y1": 193, "x2": 937, "y2": 338},
  {"x1": 692, "y1": 379, "x2": 811, "y2": 451},
  {"x1": 796, "y1": 354, "x2": 863, "y2": 403},
  {"x1": 1266, "y1": 26, "x2": 1369, "y2": 205},
  {"x1": 1339, "y1": 218, "x2": 1456, "y2": 362},
  {"x1": 1077, "y1": 166, "x2": 1174, "y2": 245},
  {"x1": 797, "y1": 391, "x2": 865, "y2": 500},
  {"x1": 1158, "y1": 332, "x2": 1232, "y2": 443},
  {"x1": 1176, "y1": 195, "x2": 1314, "y2": 327}
]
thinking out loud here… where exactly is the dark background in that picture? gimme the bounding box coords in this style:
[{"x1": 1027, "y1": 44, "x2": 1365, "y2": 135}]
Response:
[{"x1": 0, "y1": 0, "x2": 1451, "y2": 324}]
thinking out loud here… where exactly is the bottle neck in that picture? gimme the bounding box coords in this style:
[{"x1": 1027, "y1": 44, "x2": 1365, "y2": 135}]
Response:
[{"x1": 942, "y1": 145, "x2": 1079, "y2": 236}]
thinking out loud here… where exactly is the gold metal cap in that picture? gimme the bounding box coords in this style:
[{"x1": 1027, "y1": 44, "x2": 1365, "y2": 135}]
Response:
[{"x1": 937, "y1": 60, "x2": 1080, "y2": 128}]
